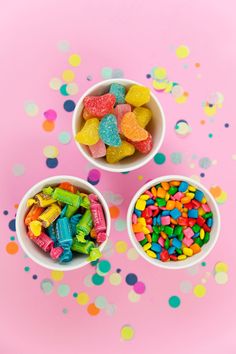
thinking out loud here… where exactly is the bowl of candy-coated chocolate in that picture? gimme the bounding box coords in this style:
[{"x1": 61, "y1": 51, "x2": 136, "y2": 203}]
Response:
[
  {"x1": 72, "y1": 79, "x2": 165, "y2": 173},
  {"x1": 127, "y1": 175, "x2": 220, "y2": 269},
  {"x1": 16, "y1": 176, "x2": 111, "y2": 271}
]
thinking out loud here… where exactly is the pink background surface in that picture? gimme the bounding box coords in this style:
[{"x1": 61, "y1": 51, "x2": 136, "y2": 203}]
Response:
[{"x1": 0, "y1": 1, "x2": 236, "y2": 353}]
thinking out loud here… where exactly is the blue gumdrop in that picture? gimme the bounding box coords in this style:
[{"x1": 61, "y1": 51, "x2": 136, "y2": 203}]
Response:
[{"x1": 99, "y1": 114, "x2": 121, "y2": 146}]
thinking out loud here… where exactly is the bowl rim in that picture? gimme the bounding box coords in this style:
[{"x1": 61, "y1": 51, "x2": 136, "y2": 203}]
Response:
[
  {"x1": 127, "y1": 174, "x2": 221, "y2": 270},
  {"x1": 72, "y1": 78, "x2": 166, "y2": 173},
  {"x1": 16, "y1": 175, "x2": 111, "y2": 271}
]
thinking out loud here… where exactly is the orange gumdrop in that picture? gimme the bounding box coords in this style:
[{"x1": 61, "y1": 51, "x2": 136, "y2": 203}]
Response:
[{"x1": 121, "y1": 112, "x2": 148, "y2": 142}]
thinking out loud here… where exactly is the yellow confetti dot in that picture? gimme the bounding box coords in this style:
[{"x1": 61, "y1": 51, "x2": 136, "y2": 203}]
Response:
[
  {"x1": 68, "y1": 54, "x2": 81, "y2": 67},
  {"x1": 115, "y1": 240, "x2": 128, "y2": 253},
  {"x1": 66, "y1": 82, "x2": 79, "y2": 95},
  {"x1": 62, "y1": 69, "x2": 75, "y2": 83},
  {"x1": 76, "y1": 292, "x2": 90, "y2": 305},
  {"x1": 138, "y1": 175, "x2": 143, "y2": 181},
  {"x1": 109, "y1": 272, "x2": 122, "y2": 286},
  {"x1": 175, "y1": 95, "x2": 188, "y2": 104},
  {"x1": 215, "y1": 272, "x2": 228, "y2": 285},
  {"x1": 176, "y1": 45, "x2": 190, "y2": 59},
  {"x1": 120, "y1": 325, "x2": 135, "y2": 341},
  {"x1": 193, "y1": 284, "x2": 206, "y2": 298},
  {"x1": 216, "y1": 191, "x2": 228, "y2": 204},
  {"x1": 51, "y1": 270, "x2": 64, "y2": 281},
  {"x1": 204, "y1": 105, "x2": 217, "y2": 117},
  {"x1": 232, "y1": 154, "x2": 236, "y2": 160},
  {"x1": 128, "y1": 290, "x2": 141, "y2": 302},
  {"x1": 154, "y1": 67, "x2": 167, "y2": 80},
  {"x1": 49, "y1": 77, "x2": 62, "y2": 90},
  {"x1": 43, "y1": 145, "x2": 59, "y2": 158},
  {"x1": 127, "y1": 247, "x2": 139, "y2": 261},
  {"x1": 215, "y1": 262, "x2": 229, "y2": 273},
  {"x1": 153, "y1": 80, "x2": 168, "y2": 91},
  {"x1": 25, "y1": 102, "x2": 39, "y2": 117}
]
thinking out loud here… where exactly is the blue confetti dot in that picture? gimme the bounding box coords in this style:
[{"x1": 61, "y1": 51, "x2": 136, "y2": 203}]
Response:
[
  {"x1": 200, "y1": 172, "x2": 205, "y2": 178},
  {"x1": 225, "y1": 123, "x2": 229, "y2": 128},
  {"x1": 63, "y1": 100, "x2": 75, "y2": 112},
  {"x1": 146, "y1": 73, "x2": 151, "y2": 79},
  {"x1": 46, "y1": 158, "x2": 58, "y2": 169},
  {"x1": 32, "y1": 274, "x2": 38, "y2": 280},
  {"x1": 87, "y1": 75, "x2": 93, "y2": 81},
  {"x1": 125, "y1": 273, "x2": 138, "y2": 285},
  {"x1": 9, "y1": 219, "x2": 16, "y2": 231},
  {"x1": 116, "y1": 268, "x2": 121, "y2": 273},
  {"x1": 3, "y1": 210, "x2": 8, "y2": 215}
]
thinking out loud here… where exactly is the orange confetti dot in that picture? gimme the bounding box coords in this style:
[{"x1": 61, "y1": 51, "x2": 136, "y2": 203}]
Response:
[
  {"x1": 200, "y1": 120, "x2": 205, "y2": 125},
  {"x1": 210, "y1": 186, "x2": 222, "y2": 198},
  {"x1": 109, "y1": 206, "x2": 120, "y2": 219},
  {"x1": 87, "y1": 303, "x2": 100, "y2": 316},
  {"x1": 195, "y1": 63, "x2": 201, "y2": 68},
  {"x1": 6, "y1": 242, "x2": 19, "y2": 255},
  {"x1": 42, "y1": 120, "x2": 55, "y2": 132},
  {"x1": 14, "y1": 204, "x2": 19, "y2": 209},
  {"x1": 183, "y1": 92, "x2": 189, "y2": 97}
]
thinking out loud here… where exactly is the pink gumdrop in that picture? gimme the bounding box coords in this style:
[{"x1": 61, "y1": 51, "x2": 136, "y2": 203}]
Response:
[
  {"x1": 114, "y1": 104, "x2": 131, "y2": 133},
  {"x1": 131, "y1": 133, "x2": 153, "y2": 154},
  {"x1": 89, "y1": 139, "x2": 106, "y2": 158}
]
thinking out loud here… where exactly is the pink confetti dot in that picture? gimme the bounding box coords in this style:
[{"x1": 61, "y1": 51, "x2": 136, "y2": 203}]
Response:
[
  {"x1": 43, "y1": 109, "x2": 57, "y2": 121},
  {"x1": 133, "y1": 281, "x2": 145, "y2": 294}
]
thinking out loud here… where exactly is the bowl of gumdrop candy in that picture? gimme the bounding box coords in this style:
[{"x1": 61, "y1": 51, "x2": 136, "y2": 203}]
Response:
[
  {"x1": 127, "y1": 175, "x2": 220, "y2": 269},
  {"x1": 72, "y1": 79, "x2": 165, "y2": 173},
  {"x1": 16, "y1": 176, "x2": 111, "y2": 271}
]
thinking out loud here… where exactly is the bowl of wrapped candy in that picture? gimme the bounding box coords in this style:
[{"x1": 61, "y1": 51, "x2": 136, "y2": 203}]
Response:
[
  {"x1": 16, "y1": 176, "x2": 111, "y2": 271},
  {"x1": 72, "y1": 79, "x2": 165, "y2": 173},
  {"x1": 127, "y1": 175, "x2": 220, "y2": 269}
]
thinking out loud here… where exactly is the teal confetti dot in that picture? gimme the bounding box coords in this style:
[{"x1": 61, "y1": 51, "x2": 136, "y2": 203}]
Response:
[
  {"x1": 62, "y1": 308, "x2": 68, "y2": 314},
  {"x1": 199, "y1": 157, "x2": 212, "y2": 169},
  {"x1": 170, "y1": 152, "x2": 182, "y2": 164},
  {"x1": 115, "y1": 218, "x2": 127, "y2": 232},
  {"x1": 40, "y1": 279, "x2": 54, "y2": 294},
  {"x1": 154, "y1": 153, "x2": 166, "y2": 164},
  {"x1": 92, "y1": 273, "x2": 105, "y2": 286},
  {"x1": 24, "y1": 266, "x2": 30, "y2": 272},
  {"x1": 208, "y1": 133, "x2": 213, "y2": 138},
  {"x1": 57, "y1": 284, "x2": 70, "y2": 297},
  {"x1": 58, "y1": 131, "x2": 71, "y2": 144},
  {"x1": 73, "y1": 292, "x2": 78, "y2": 298},
  {"x1": 201, "y1": 261, "x2": 207, "y2": 266},
  {"x1": 168, "y1": 295, "x2": 181, "y2": 308},
  {"x1": 97, "y1": 260, "x2": 111, "y2": 274},
  {"x1": 10, "y1": 236, "x2": 15, "y2": 241},
  {"x1": 60, "y1": 84, "x2": 69, "y2": 96},
  {"x1": 101, "y1": 67, "x2": 112, "y2": 79}
]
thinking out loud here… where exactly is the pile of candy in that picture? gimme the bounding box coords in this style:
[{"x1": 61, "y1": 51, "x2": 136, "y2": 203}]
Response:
[
  {"x1": 132, "y1": 180, "x2": 213, "y2": 262},
  {"x1": 76, "y1": 83, "x2": 154, "y2": 163},
  {"x1": 24, "y1": 182, "x2": 107, "y2": 263}
]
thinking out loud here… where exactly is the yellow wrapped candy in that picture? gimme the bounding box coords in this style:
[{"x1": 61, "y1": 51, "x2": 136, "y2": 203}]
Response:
[
  {"x1": 125, "y1": 85, "x2": 150, "y2": 107},
  {"x1": 29, "y1": 220, "x2": 42, "y2": 237},
  {"x1": 133, "y1": 107, "x2": 152, "y2": 128},
  {"x1": 76, "y1": 118, "x2": 100, "y2": 145},
  {"x1": 106, "y1": 141, "x2": 135, "y2": 164}
]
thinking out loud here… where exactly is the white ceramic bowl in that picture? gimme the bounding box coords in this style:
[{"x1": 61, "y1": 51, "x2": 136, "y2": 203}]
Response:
[
  {"x1": 127, "y1": 175, "x2": 220, "y2": 269},
  {"x1": 72, "y1": 79, "x2": 166, "y2": 173},
  {"x1": 16, "y1": 176, "x2": 111, "y2": 271}
]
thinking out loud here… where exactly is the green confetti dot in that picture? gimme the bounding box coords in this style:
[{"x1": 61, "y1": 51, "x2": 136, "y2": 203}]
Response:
[
  {"x1": 92, "y1": 273, "x2": 105, "y2": 286},
  {"x1": 168, "y1": 295, "x2": 181, "y2": 308},
  {"x1": 24, "y1": 266, "x2": 30, "y2": 272},
  {"x1": 154, "y1": 153, "x2": 166, "y2": 164}
]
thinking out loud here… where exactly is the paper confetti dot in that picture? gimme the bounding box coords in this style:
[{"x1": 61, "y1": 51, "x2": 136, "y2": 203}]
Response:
[
  {"x1": 42, "y1": 120, "x2": 55, "y2": 132},
  {"x1": 95, "y1": 296, "x2": 107, "y2": 309},
  {"x1": 84, "y1": 274, "x2": 93, "y2": 287},
  {"x1": 170, "y1": 152, "x2": 182, "y2": 164},
  {"x1": 43, "y1": 146, "x2": 59, "y2": 158},
  {"x1": 109, "y1": 272, "x2": 122, "y2": 286},
  {"x1": 168, "y1": 295, "x2": 181, "y2": 308},
  {"x1": 176, "y1": 45, "x2": 190, "y2": 59},
  {"x1": 60, "y1": 84, "x2": 69, "y2": 96},
  {"x1": 215, "y1": 272, "x2": 228, "y2": 285},
  {"x1": 172, "y1": 85, "x2": 184, "y2": 98},
  {"x1": 6, "y1": 241, "x2": 18, "y2": 255},
  {"x1": 199, "y1": 157, "x2": 212, "y2": 169},
  {"x1": 180, "y1": 281, "x2": 192, "y2": 294},
  {"x1": 154, "y1": 152, "x2": 166, "y2": 164},
  {"x1": 8, "y1": 219, "x2": 16, "y2": 232},
  {"x1": 57, "y1": 40, "x2": 70, "y2": 52},
  {"x1": 101, "y1": 67, "x2": 113, "y2": 79},
  {"x1": 68, "y1": 54, "x2": 81, "y2": 67},
  {"x1": 46, "y1": 158, "x2": 58, "y2": 169},
  {"x1": 128, "y1": 290, "x2": 141, "y2": 303},
  {"x1": 214, "y1": 262, "x2": 228, "y2": 273},
  {"x1": 87, "y1": 169, "x2": 101, "y2": 185},
  {"x1": 215, "y1": 191, "x2": 228, "y2": 204},
  {"x1": 126, "y1": 273, "x2": 138, "y2": 286},
  {"x1": 58, "y1": 131, "x2": 71, "y2": 144},
  {"x1": 43, "y1": 109, "x2": 57, "y2": 121},
  {"x1": 62, "y1": 69, "x2": 75, "y2": 83},
  {"x1": 87, "y1": 303, "x2": 100, "y2": 316},
  {"x1": 57, "y1": 284, "x2": 70, "y2": 297},
  {"x1": 120, "y1": 325, "x2": 135, "y2": 341},
  {"x1": 63, "y1": 99, "x2": 75, "y2": 112},
  {"x1": 51, "y1": 270, "x2": 64, "y2": 281},
  {"x1": 105, "y1": 303, "x2": 116, "y2": 316},
  {"x1": 133, "y1": 281, "x2": 145, "y2": 294},
  {"x1": 40, "y1": 279, "x2": 54, "y2": 294},
  {"x1": 12, "y1": 164, "x2": 25, "y2": 176},
  {"x1": 92, "y1": 273, "x2": 104, "y2": 286},
  {"x1": 76, "y1": 292, "x2": 90, "y2": 305},
  {"x1": 115, "y1": 219, "x2": 126, "y2": 232},
  {"x1": 210, "y1": 186, "x2": 222, "y2": 198},
  {"x1": 193, "y1": 284, "x2": 206, "y2": 298},
  {"x1": 127, "y1": 248, "x2": 139, "y2": 261},
  {"x1": 112, "y1": 68, "x2": 124, "y2": 78},
  {"x1": 49, "y1": 77, "x2": 62, "y2": 90},
  {"x1": 25, "y1": 102, "x2": 39, "y2": 117},
  {"x1": 175, "y1": 120, "x2": 191, "y2": 137},
  {"x1": 109, "y1": 206, "x2": 120, "y2": 219},
  {"x1": 97, "y1": 260, "x2": 111, "y2": 275},
  {"x1": 66, "y1": 82, "x2": 79, "y2": 95},
  {"x1": 115, "y1": 240, "x2": 128, "y2": 253},
  {"x1": 154, "y1": 67, "x2": 167, "y2": 80}
]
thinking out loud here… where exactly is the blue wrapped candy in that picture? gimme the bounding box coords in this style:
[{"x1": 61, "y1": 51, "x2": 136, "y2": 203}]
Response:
[{"x1": 55, "y1": 217, "x2": 73, "y2": 263}]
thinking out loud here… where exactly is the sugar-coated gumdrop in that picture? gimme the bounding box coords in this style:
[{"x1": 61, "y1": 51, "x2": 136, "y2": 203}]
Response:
[
  {"x1": 114, "y1": 104, "x2": 131, "y2": 133},
  {"x1": 125, "y1": 85, "x2": 150, "y2": 107},
  {"x1": 130, "y1": 132, "x2": 153, "y2": 154},
  {"x1": 99, "y1": 114, "x2": 121, "y2": 146},
  {"x1": 83, "y1": 93, "x2": 116, "y2": 118},
  {"x1": 133, "y1": 107, "x2": 152, "y2": 128},
  {"x1": 121, "y1": 112, "x2": 148, "y2": 142},
  {"x1": 82, "y1": 108, "x2": 94, "y2": 120},
  {"x1": 89, "y1": 139, "x2": 106, "y2": 158},
  {"x1": 76, "y1": 118, "x2": 100, "y2": 145},
  {"x1": 106, "y1": 140, "x2": 135, "y2": 163},
  {"x1": 109, "y1": 83, "x2": 126, "y2": 104}
]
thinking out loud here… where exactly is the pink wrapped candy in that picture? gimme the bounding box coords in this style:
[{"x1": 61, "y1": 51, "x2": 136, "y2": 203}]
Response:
[{"x1": 89, "y1": 194, "x2": 107, "y2": 243}]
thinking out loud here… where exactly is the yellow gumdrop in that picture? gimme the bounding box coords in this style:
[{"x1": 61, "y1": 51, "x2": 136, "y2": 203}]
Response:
[
  {"x1": 133, "y1": 107, "x2": 152, "y2": 128},
  {"x1": 76, "y1": 118, "x2": 100, "y2": 145},
  {"x1": 29, "y1": 220, "x2": 42, "y2": 236},
  {"x1": 106, "y1": 141, "x2": 135, "y2": 164},
  {"x1": 125, "y1": 85, "x2": 150, "y2": 107}
]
